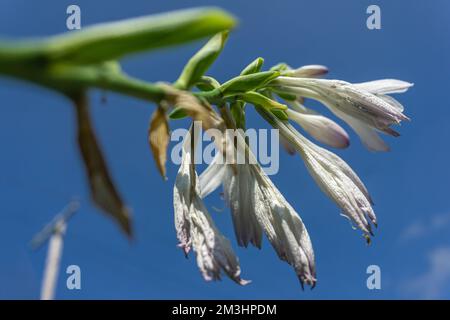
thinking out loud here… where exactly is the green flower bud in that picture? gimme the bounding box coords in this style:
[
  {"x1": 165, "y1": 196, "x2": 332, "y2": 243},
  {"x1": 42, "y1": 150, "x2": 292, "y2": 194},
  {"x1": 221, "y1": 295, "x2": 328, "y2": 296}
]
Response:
[{"x1": 240, "y1": 57, "x2": 264, "y2": 75}]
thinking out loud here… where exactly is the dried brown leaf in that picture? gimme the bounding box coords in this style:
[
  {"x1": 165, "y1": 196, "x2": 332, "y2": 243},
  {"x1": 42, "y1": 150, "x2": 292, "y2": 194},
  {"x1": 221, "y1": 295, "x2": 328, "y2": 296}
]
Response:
[
  {"x1": 149, "y1": 107, "x2": 170, "y2": 179},
  {"x1": 73, "y1": 93, "x2": 133, "y2": 237}
]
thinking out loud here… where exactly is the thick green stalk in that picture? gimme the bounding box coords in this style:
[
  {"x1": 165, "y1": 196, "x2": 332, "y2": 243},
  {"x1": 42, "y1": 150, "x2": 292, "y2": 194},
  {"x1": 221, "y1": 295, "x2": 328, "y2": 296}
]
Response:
[
  {"x1": 0, "y1": 60, "x2": 167, "y2": 102},
  {"x1": 0, "y1": 7, "x2": 236, "y2": 66}
]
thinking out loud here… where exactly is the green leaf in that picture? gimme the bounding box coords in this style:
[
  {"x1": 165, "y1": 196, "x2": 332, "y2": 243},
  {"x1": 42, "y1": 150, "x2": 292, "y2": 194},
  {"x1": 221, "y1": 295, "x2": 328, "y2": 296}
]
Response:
[
  {"x1": 240, "y1": 57, "x2": 264, "y2": 75},
  {"x1": 169, "y1": 107, "x2": 188, "y2": 119},
  {"x1": 219, "y1": 71, "x2": 279, "y2": 96},
  {"x1": 40, "y1": 8, "x2": 236, "y2": 64},
  {"x1": 175, "y1": 32, "x2": 228, "y2": 89}
]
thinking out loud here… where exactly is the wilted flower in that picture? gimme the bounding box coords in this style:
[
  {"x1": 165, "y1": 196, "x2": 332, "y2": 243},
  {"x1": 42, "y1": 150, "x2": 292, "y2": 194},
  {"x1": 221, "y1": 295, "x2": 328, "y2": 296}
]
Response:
[
  {"x1": 199, "y1": 135, "x2": 316, "y2": 287},
  {"x1": 264, "y1": 110, "x2": 376, "y2": 239},
  {"x1": 271, "y1": 77, "x2": 413, "y2": 151},
  {"x1": 173, "y1": 129, "x2": 248, "y2": 285}
]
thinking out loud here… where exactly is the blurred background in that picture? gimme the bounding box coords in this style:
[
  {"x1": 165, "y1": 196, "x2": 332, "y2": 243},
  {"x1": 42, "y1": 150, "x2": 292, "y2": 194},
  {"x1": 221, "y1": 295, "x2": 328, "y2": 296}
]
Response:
[{"x1": 0, "y1": 0, "x2": 449, "y2": 299}]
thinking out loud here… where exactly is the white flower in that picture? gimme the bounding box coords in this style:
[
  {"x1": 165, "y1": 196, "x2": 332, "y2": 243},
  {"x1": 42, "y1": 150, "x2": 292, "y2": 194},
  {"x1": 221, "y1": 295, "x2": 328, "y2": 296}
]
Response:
[
  {"x1": 173, "y1": 130, "x2": 248, "y2": 285},
  {"x1": 272, "y1": 77, "x2": 413, "y2": 151},
  {"x1": 199, "y1": 136, "x2": 316, "y2": 287},
  {"x1": 267, "y1": 112, "x2": 376, "y2": 239},
  {"x1": 249, "y1": 162, "x2": 316, "y2": 286}
]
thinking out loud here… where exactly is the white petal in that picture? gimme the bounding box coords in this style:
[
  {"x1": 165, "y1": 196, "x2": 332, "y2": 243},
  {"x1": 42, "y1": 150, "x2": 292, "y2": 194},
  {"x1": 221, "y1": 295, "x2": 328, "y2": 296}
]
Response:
[
  {"x1": 251, "y1": 164, "x2": 316, "y2": 287},
  {"x1": 378, "y1": 94, "x2": 404, "y2": 112},
  {"x1": 300, "y1": 145, "x2": 373, "y2": 235},
  {"x1": 316, "y1": 147, "x2": 373, "y2": 204},
  {"x1": 173, "y1": 134, "x2": 195, "y2": 255},
  {"x1": 341, "y1": 85, "x2": 409, "y2": 124},
  {"x1": 223, "y1": 164, "x2": 263, "y2": 248},
  {"x1": 173, "y1": 129, "x2": 248, "y2": 284},
  {"x1": 339, "y1": 112, "x2": 390, "y2": 152},
  {"x1": 199, "y1": 152, "x2": 226, "y2": 198},
  {"x1": 286, "y1": 109, "x2": 350, "y2": 149},
  {"x1": 353, "y1": 79, "x2": 413, "y2": 94},
  {"x1": 173, "y1": 172, "x2": 192, "y2": 255},
  {"x1": 190, "y1": 195, "x2": 250, "y2": 285}
]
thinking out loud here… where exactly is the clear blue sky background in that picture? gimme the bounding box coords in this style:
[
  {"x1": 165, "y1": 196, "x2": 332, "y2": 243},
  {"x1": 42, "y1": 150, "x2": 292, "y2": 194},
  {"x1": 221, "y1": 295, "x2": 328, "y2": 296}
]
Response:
[{"x1": 1, "y1": 0, "x2": 449, "y2": 299}]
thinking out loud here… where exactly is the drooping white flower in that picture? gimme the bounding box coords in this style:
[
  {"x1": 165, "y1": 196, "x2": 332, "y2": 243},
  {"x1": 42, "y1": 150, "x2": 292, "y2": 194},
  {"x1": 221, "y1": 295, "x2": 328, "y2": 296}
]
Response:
[
  {"x1": 266, "y1": 112, "x2": 376, "y2": 239},
  {"x1": 173, "y1": 129, "x2": 248, "y2": 285},
  {"x1": 271, "y1": 76, "x2": 412, "y2": 151},
  {"x1": 199, "y1": 134, "x2": 316, "y2": 287},
  {"x1": 249, "y1": 162, "x2": 316, "y2": 286}
]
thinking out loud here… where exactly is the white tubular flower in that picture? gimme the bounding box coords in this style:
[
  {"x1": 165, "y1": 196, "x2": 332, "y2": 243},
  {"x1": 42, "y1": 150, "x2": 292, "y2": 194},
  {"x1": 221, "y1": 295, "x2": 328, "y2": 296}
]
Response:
[
  {"x1": 173, "y1": 130, "x2": 248, "y2": 285},
  {"x1": 199, "y1": 136, "x2": 316, "y2": 287},
  {"x1": 266, "y1": 113, "x2": 376, "y2": 239},
  {"x1": 272, "y1": 77, "x2": 412, "y2": 151},
  {"x1": 286, "y1": 108, "x2": 350, "y2": 149}
]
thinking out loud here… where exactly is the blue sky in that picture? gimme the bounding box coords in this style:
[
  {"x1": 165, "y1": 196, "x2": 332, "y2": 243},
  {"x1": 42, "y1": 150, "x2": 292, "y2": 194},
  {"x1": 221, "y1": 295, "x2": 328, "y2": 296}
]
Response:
[{"x1": 1, "y1": 0, "x2": 449, "y2": 299}]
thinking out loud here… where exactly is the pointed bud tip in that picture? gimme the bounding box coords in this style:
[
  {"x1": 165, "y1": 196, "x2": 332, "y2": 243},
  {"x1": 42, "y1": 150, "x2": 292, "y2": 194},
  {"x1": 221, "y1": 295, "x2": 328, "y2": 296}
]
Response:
[{"x1": 238, "y1": 279, "x2": 252, "y2": 286}]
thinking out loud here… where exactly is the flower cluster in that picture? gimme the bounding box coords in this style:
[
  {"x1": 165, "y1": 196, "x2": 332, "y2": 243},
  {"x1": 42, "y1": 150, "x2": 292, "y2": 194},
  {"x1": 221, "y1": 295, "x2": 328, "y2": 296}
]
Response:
[
  {"x1": 0, "y1": 7, "x2": 413, "y2": 288},
  {"x1": 170, "y1": 61, "x2": 412, "y2": 287}
]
